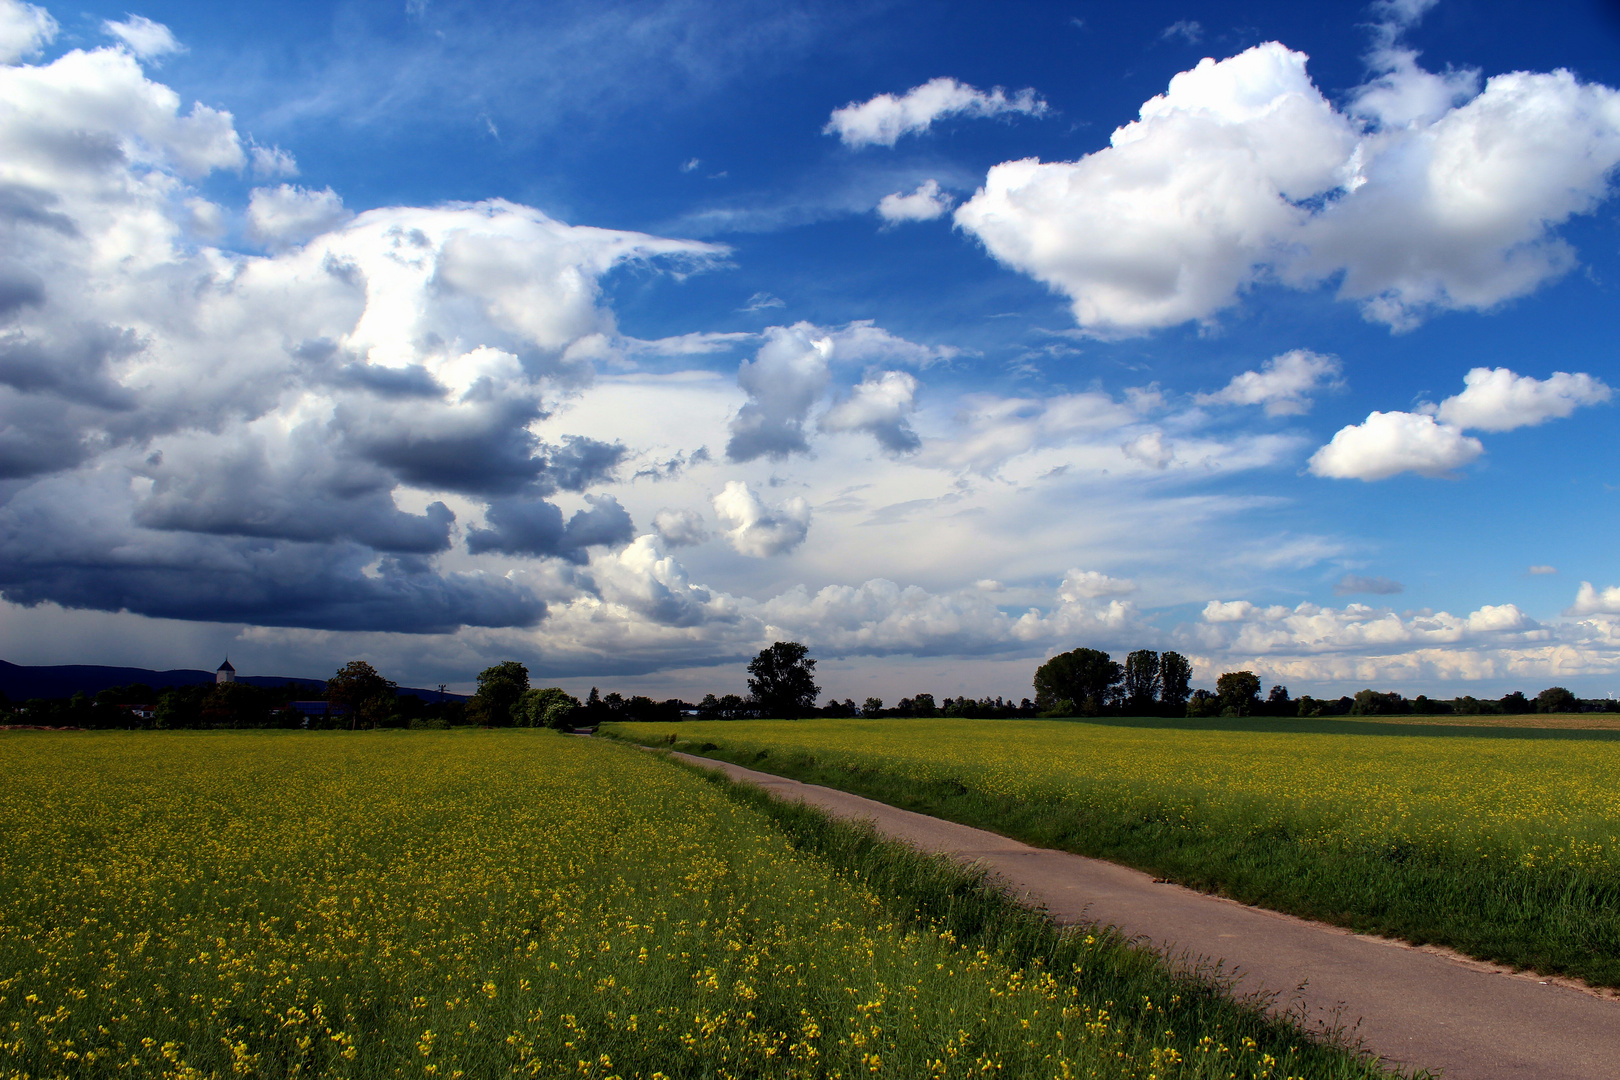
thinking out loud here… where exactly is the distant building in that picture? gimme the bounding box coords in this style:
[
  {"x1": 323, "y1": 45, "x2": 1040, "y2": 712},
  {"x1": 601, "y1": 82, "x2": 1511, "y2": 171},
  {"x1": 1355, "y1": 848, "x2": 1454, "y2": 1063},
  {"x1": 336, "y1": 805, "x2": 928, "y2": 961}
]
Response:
[{"x1": 216, "y1": 658, "x2": 235, "y2": 685}]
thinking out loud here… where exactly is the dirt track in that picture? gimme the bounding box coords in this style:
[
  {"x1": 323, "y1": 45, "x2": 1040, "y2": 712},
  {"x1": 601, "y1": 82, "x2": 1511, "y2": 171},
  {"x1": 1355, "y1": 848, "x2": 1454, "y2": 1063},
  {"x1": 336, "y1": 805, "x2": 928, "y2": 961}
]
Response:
[{"x1": 672, "y1": 751, "x2": 1620, "y2": 1080}]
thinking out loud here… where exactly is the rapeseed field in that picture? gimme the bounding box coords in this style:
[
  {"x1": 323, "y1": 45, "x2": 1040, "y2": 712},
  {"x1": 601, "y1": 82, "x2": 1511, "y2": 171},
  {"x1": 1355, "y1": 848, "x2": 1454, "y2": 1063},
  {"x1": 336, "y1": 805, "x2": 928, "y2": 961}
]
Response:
[
  {"x1": 607, "y1": 719, "x2": 1620, "y2": 986},
  {"x1": 0, "y1": 731, "x2": 1400, "y2": 1080}
]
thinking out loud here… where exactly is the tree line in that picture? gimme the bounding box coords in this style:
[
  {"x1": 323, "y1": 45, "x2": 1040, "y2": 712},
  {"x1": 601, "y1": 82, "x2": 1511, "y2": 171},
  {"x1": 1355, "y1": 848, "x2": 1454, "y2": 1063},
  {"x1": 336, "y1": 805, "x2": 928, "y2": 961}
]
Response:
[
  {"x1": 7, "y1": 641, "x2": 1614, "y2": 730},
  {"x1": 1033, "y1": 646, "x2": 1617, "y2": 718}
]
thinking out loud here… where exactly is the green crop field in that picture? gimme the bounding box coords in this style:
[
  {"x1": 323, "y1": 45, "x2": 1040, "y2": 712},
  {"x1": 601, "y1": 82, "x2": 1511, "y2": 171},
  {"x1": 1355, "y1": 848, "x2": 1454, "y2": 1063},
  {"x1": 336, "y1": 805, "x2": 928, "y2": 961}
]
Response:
[
  {"x1": 0, "y1": 731, "x2": 1406, "y2": 1080},
  {"x1": 604, "y1": 717, "x2": 1620, "y2": 988}
]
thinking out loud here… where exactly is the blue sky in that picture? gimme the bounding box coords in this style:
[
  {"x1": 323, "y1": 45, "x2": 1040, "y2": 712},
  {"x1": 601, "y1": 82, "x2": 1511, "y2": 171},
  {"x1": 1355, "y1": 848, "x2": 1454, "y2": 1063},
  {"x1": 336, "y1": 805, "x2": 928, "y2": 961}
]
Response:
[{"x1": 1, "y1": 0, "x2": 1619, "y2": 700}]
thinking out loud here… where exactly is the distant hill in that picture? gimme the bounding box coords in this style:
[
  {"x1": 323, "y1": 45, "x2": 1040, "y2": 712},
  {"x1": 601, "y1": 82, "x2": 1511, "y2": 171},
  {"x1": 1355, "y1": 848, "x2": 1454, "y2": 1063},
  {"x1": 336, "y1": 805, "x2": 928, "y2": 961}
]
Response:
[{"x1": 0, "y1": 660, "x2": 466, "y2": 703}]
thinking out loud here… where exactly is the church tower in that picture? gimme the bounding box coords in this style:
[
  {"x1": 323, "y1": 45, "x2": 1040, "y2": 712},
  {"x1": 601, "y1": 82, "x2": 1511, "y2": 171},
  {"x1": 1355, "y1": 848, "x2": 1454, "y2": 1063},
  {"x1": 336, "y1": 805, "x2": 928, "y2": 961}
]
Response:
[{"x1": 216, "y1": 658, "x2": 236, "y2": 684}]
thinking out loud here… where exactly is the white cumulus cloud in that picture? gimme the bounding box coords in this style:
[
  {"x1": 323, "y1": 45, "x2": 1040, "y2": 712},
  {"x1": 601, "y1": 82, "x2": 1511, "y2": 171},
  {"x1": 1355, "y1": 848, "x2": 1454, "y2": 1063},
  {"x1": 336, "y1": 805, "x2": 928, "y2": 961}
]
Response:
[
  {"x1": 956, "y1": 43, "x2": 1357, "y2": 337},
  {"x1": 1058, "y1": 570, "x2": 1136, "y2": 599},
  {"x1": 1197, "y1": 349, "x2": 1343, "y2": 416},
  {"x1": 246, "y1": 184, "x2": 352, "y2": 246},
  {"x1": 250, "y1": 144, "x2": 299, "y2": 178},
  {"x1": 0, "y1": 42, "x2": 242, "y2": 176},
  {"x1": 1198, "y1": 596, "x2": 1541, "y2": 650},
  {"x1": 1434, "y1": 367, "x2": 1611, "y2": 432},
  {"x1": 1121, "y1": 431, "x2": 1174, "y2": 470},
  {"x1": 1569, "y1": 582, "x2": 1620, "y2": 617},
  {"x1": 726, "y1": 321, "x2": 953, "y2": 462},
  {"x1": 820, "y1": 370, "x2": 920, "y2": 454},
  {"x1": 725, "y1": 325, "x2": 832, "y2": 462},
  {"x1": 0, "y1": 0, "x2": 54, "y2": 63},
  {"x1": 652, "y1": 508, "x2": 709, "y2": 548},
  {"x1": 1311, "y1": 366, "x2": 1609, "y2": 481},
  {"x1": 712, "y1": 481, "x2": 811, "y2": 557},
  {"x1": 103, "y1": 14, "x2": 182, "y2": 60},
  {"x1": 877, "y1": 179, "x2": 954, "y2": 224},
  {"x1": 1308, "y1": 411, "x2": 1482, "y2": 481},
  {"x1": 825, "y1": 76, "x2": 1048, "y2": 148},
  {"x1": 955, "y1": 38, "x2": 1620, "y2": 337}
]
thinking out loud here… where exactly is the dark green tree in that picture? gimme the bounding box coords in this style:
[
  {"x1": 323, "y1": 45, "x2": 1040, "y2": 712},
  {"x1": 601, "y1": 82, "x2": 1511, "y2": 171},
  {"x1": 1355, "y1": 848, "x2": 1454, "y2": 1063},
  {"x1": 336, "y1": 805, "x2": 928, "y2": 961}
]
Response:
[
  {"x1": 517, "y1": 687, "x2": 582, "y2": 728},
  {"x1": 469, "y1": 661, "x2": 530, "y2": 727},
  {"x1": 1034, "y1": 648, "x2": 1121, "y2": 716},
  {"x1": 1350, "y1": 689, "x2": 1407, "y2": 716},
  {"x1": 697, "y1": 692, "x2": 750, "y2": 720},
  {"x1": 1266, "y1": 684, "x2": 1294, "y2": 716},
  {"x1": 1158, "y1": 651, "x2": 1193, "y2": 712},
  {"x1": 1499, "y1": 690, "x2": 1531, "y2": 715},
  {"x1": 327, "y1": 660, "x2": 398, "y2": 729},
  {"x1": 746, "y1": 642, "x2": 820, "y2": 718},
  {"x1": 152, "y1": 688, "x2": 196, "y2": 729},
  {"x1": 862, "y1": 697, "x2": 884, "y2": 717},
  {"x1": 1536, "y1": 686, "x2": 1579, "y2": 714},
  {"x1": 1215, "y1": 671, "x2": 1262, "y2": 716},
  {"x1": 1122, "y1": 650, "x2": 1160, "y2": 714}
]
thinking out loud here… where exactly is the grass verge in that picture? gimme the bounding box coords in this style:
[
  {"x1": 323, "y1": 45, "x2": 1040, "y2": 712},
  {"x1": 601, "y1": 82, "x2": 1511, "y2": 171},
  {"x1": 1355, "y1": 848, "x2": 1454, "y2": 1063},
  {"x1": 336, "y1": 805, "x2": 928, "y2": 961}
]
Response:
[
  {"x1": 667, "y1": 750, "x2": 1423, "y2": 1079},
  {"x1": 602, "y1": 723, "x2": 1620, "y2": 989}
]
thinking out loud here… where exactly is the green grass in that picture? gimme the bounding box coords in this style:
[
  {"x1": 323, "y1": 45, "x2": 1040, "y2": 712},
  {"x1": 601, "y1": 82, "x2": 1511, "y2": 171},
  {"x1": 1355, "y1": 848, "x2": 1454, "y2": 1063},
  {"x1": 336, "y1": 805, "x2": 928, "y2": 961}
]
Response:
[
  {"x1": 603, "y1": 718, "x2": 1620, "y2": 989},
  {"x1": 0, "y1": 731, "x2": 1411, "y2": 1079}
]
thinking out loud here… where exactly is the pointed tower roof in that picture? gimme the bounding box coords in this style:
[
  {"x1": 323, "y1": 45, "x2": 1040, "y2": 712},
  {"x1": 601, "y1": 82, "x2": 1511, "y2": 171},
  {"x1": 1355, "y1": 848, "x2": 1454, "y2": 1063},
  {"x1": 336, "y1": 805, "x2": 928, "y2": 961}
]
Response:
[{"x1": 217, "y1": 657, "x2": 235, "y2": 673}]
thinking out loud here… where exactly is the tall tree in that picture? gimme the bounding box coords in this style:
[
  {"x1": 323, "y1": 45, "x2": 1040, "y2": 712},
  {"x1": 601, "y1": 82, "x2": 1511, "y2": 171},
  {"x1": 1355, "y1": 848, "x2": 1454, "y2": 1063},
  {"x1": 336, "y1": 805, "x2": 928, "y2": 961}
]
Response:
[
  {"x1": 1499, "y1": 690, "x2": 1532, "y2": 715},
  {"x1": 1215, "y1": 671, "x2": 1262, "y2": 716},
  {"x1": 746, "y1": 642, "x2": 820, "y2": 718},
  {"x1": 1535, "y1": 686, "x2": 1578, "y2": 714},
  {"x1": 1266, "y1": 684, "x2": 1294, "y2": 717},
  {"x1": 1033, "y1": 648, "x2": 1122, "y2": 716},
  {"x1": 1158, "y1": 651, "x2": 1193, "y2": 711},
  {"x1": 470, "y1": 661, "x2": 530, "y2": 727},
  {"x1": 1122, "y1": 650, "x2": 1161, "y2": 714},
  {"x1": 327, "y1": 660, "x2": 397, "y2": 729}
]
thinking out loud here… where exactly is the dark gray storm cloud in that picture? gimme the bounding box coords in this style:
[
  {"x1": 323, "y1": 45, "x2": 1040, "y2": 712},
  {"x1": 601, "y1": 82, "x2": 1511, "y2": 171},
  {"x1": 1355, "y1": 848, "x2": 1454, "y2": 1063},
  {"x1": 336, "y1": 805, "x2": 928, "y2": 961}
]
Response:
[
  {"x1": 547, "y1": 435, "x2": 629, "y2": 491},
  {"x1": 130, "y1": 427, "x2": 458, "y2": 554},
  {"x1": 0, "y1": 542, "x2": 543, "y2": 633},
  {"x1": 335, "y1": 390, "x2": 627, "y2": 499},
  {"x1": 0, "y1": 324, "x2": 140, "y2": 409},
  {"x1": 0, "y1": 395, "x2": 92, "y2": 478},
  {"x1": 0, "y1": 57, "x2": 722, "y2": 638},
  {"x1": 0, "y1": 181, "x2": 81, "y2": 235},
  {"x1": 466, "y1": 493, "x2": 634, "y2": 563},
  {"x1": 0, "y1": 267, "x2": 44, "y2": 318}
]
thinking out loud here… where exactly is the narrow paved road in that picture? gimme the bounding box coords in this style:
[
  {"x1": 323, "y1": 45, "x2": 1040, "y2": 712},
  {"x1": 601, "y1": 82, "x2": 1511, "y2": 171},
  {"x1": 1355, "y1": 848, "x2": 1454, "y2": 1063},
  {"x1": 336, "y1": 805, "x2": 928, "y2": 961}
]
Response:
[{"x1": 673, "y1": 751, "x2": 1620, "y2": 1080}]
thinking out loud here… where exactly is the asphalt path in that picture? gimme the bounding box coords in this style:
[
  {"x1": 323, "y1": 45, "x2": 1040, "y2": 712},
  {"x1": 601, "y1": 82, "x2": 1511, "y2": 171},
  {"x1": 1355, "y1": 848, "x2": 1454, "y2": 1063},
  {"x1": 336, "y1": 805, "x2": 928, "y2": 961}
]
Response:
[{"x1": 671, "y1": 751, "x2": 1620, "y2": 1080}]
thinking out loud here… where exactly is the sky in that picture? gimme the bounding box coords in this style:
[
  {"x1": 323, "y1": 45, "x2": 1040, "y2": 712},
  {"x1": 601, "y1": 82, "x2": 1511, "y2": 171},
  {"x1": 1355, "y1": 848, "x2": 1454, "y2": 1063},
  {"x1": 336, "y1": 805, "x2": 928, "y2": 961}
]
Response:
[{"x1": 2, "y1": 0, "x2": 1619, "y2": 702}]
